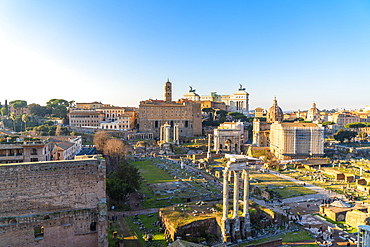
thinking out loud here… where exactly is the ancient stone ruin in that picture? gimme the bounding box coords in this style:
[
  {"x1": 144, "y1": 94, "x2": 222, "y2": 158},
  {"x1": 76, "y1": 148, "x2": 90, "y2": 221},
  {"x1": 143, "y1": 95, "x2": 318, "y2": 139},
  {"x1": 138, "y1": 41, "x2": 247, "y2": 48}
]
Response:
[
  {"x1": 0, "y1": 156, "x2": 108, "y2": 247},
  {"x1": 221, "y1": 154, "x2": 252, "y2": 243}
]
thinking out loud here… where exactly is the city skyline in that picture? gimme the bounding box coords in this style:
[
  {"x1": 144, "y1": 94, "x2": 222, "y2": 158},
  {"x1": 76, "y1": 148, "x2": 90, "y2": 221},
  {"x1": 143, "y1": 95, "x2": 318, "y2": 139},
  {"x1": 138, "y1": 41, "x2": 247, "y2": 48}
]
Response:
[{"x1": 1, "y1": 0, "x2": 370, "y2": 111}]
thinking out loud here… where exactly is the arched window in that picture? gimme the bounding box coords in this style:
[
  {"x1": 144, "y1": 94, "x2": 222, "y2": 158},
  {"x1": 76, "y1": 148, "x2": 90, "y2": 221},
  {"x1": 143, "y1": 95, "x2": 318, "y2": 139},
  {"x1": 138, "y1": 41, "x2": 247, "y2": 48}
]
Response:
[{"x1": 90, "y1": 222, "x2": 97, "y2": 231}]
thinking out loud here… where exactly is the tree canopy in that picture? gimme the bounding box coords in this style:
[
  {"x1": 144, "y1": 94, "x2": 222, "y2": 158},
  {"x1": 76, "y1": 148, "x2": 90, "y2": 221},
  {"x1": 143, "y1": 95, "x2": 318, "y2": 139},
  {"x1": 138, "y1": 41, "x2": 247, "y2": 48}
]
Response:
[
  {"x1": 344, "y1": 122, "x2": 367, "y2": 129},
  {"x1": 28, "y1": 103, "x2": 48, "y2": 117},
  {"x1": 106, "y1": 161, "x2": 142, "y2": 203},
  {"x1": 333, "y1": 129, "x2": 357, "y2": 143},
  {"x1": 46, "y1": 99, "x2": 69, "y2": 108},
  {"x1": 46, "y1": 99, "x2": 69, "y2": 118},
  {"x1": 322, "y1": 121, "x2": 335, "y2": 126},
  {"x1": 93, "y1": 131, "x2": 110, "y2": 152},
  {"x1": 228, "y1": 112, "x2": 247, "y2": 121},
  {"x1": 0, "y1": 107, "x2": 8, "y2": 117},
  {"x1": 9, "y1": 100, "x2": 27, "y2": 109},
  {"x1": 104, "y1": 138, "x2": 126, "y2": 172},
  {"x1": 201, "y1": 108, "x2": 215, "y2": 113}
]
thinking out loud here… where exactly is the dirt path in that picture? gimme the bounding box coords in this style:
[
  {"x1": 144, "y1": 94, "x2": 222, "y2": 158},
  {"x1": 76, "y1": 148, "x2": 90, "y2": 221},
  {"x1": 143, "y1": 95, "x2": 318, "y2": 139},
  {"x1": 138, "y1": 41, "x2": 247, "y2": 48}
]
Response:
[
  {"x1": 109, "y1": 208, "x2": 159, "y2": 218},
  {"x1": 116, "y1": 217, "x2": 142, "y2": 247}
]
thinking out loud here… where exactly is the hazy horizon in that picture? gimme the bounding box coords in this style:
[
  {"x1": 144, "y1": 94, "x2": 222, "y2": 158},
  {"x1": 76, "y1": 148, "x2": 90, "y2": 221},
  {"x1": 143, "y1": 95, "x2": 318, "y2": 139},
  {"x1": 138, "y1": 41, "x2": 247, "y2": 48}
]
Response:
[{"x1": 1, "y1": 1, "x2": 370, "y2": 111}]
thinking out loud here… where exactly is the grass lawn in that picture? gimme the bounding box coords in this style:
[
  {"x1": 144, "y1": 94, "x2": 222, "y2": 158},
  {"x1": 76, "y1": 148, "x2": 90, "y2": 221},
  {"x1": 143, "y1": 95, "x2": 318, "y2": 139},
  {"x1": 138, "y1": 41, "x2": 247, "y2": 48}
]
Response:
[
  {"x1": 244, "y1": 230, "x2": 316, "y2": 246},
  {"x1": 125, "y1": 213, "x2": 167, "y2": 247},
  {"x1": 131, "y1": 160, "x2": 176, "y2": 184},
  {"x1": 131, "y1": 159, "x2": 179, "y2": 208},
  {"x1": 250, "y1": 173, "x2": 317, "y2": 199}
]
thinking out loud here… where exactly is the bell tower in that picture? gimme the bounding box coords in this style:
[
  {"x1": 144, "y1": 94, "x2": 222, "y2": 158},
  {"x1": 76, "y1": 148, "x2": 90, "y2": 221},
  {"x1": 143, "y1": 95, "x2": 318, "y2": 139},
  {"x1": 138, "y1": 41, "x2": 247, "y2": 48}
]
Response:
[{"x1": 164, "y1": 78, "x2": 172, "y2": 103}]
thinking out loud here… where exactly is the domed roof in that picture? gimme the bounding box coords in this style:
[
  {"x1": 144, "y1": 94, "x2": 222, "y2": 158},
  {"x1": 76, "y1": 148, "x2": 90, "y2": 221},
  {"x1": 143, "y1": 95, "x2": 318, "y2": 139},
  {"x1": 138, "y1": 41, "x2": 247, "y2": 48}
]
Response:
[
  {"x1": 306, "y1": 102, "x2": 320, "y2": 121},
  {"x1": 267, "y1": 97, "x2": 283, "y2": 123}
]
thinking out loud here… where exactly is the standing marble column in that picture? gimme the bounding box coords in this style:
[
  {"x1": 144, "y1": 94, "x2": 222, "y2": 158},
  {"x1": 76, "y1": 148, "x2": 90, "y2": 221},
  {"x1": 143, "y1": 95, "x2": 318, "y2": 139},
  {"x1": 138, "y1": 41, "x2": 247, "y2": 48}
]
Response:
[
  {"x1": 214, "y1": 133, "x2": 219, "y2": 154},
  {"x1": 243, "y1": 169, "x2": 249, "y2": 216},
  {"x1": 173, "y1": 124, "x2": 179, "y2": 144},
  {"x1": 242, "y1": 169, "x2": 251, "y2": 238},
  {"x1": 233, "y1": 171, "x2": 240, "y2": 218},
  {"x1": 207, "y1": 134, "x2": 212, "y2": 159},
  {"x1": 163, "y1": 123, "x2": 171, "y2": 143},
  {"x1": 222, "y1": 169, "x2": 229, "y2": 220},
  {"x1": 160, "y1": 126, "x2": 164, "y2": 142}
]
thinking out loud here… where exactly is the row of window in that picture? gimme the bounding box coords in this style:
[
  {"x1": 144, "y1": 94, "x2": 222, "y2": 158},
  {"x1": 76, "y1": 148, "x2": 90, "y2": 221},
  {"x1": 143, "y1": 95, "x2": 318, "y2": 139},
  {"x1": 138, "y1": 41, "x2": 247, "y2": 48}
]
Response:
[
  {"x1": 102, "y1": 125, "x2": 130, "y2": 129},
  {"x1": 70, "y1": 120, "x2": 100, "y2": 123},
  {"x1": 154, "y1": 120, "x2": 189, "y2": 128},
  {"x1": 69, "y1": 115, "x2": 100, "y2": 118}
]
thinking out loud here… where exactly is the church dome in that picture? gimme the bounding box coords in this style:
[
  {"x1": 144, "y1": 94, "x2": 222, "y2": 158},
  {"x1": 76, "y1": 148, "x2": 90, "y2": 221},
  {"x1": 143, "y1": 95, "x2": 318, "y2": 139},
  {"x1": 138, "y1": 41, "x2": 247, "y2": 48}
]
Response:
[
  {"x1": 306, "y1": 102, "x2": 320, "y2": 121},
  {"x1": 267, "y1": 97, "x2": 283, "y2": 123}
]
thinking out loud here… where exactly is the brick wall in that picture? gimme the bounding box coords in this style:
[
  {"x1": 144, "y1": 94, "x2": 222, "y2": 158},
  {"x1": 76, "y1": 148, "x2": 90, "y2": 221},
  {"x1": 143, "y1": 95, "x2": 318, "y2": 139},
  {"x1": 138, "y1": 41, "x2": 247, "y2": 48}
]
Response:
[{"x1": 0, "y1": 157, "x2": 107, "y2": 247}]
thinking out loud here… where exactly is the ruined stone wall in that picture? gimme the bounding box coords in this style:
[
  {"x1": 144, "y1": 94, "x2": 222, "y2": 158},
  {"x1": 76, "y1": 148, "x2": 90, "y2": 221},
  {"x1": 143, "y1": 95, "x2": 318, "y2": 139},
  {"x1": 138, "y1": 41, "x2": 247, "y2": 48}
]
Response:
[
  {"x1": 0, "y1": 157, "x2": 107, "y2": 247},
  {"x1": 176, "y1": 217, "x2": 222, "y2": 240},
  {"x1": 346, "y1": 210, "x2": 370, "y2": 228}
]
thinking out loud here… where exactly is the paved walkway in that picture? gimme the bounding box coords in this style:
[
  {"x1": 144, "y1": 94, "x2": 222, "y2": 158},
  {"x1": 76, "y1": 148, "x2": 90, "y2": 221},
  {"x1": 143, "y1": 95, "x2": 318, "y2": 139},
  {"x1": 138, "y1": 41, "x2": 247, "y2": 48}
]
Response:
[
  {"x1": 260, "y1": 170, "x2": 354, "y2": 247},
  {"x1": 268, "y1": 170, "x2": 344, "y2": 203}
]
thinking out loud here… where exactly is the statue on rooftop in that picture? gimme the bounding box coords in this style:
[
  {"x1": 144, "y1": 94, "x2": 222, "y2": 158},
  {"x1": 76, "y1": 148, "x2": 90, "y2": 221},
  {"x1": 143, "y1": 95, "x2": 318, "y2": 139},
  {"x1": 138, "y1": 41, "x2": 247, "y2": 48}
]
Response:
[
  {"x1": 239, "y1": 84, "x2": 246, "y2": 91},
  {"x1": 189, "y1": 86, "x2": 196, "y2": 93}
]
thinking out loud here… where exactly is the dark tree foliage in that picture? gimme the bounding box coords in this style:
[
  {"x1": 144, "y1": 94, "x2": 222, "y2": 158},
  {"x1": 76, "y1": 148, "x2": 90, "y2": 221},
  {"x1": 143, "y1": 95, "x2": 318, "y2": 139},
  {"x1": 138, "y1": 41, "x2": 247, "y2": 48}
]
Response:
[
  {"x1": 201, "y1": 108, "x2": 215, "y2": 113},
  {"x1": 344, "y1": 122, "x2": 367, "y2": 129},
  {"x1": 293, "y1": 117, "x2": 305, "y2": 122},
  {"x1": 32, "y1": 122, "x2": 70, "y2": 136},
  {"x1": 9, "y1": 100, "x2": 27, "y2": 109},
  {"x1": 322, "y1": 121, "x2": 335, "y2": 126},
  {"x1": 106, "y1": 160, "x2": 142, "y2": 203},
  {"x1": 202, "y1": 120, "x2": 219, "y2": 127},
  {"x1": 216, "y1": 110, "x2": 228, "y2": 116},
  {"x1": 333, "y1": 129, "x2": 357, "y2": 143},
  {"x1": 28, "y1": 103, "x2": 48, "y2": 117},
  {"x1": 228, "y1": 112, "x2": 250, "y2": 121},
  {"x1": 255, "y1": 117, "x2": 267, "y2": 122},
  {"x1": 46, "y1": 99, "x2": 69, "y2": 118},
  {"x1": 216, "y1": 110, "x2": 228, "y2": 123}
]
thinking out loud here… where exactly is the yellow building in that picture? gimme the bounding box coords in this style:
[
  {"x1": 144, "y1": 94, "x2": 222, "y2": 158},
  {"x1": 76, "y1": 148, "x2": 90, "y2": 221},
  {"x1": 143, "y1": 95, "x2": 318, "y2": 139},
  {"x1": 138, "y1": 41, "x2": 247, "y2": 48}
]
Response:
[
  {"x1": 70, "y1": 103, "x2": 137, "y2": 130},
  {"x1": 68, "y1": 110, "x2": 104, "y2": 128},
  {"x1": 252, "y1": 97, "x2": 283, "y2": 147},
  {"x1": 75, "y1": 101, "x2": 103, "y2": 109}
]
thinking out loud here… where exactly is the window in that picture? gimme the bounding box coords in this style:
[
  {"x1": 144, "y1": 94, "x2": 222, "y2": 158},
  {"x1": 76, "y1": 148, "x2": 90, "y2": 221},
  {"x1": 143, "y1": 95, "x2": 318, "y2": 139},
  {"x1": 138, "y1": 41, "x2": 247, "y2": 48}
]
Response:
[
  {"x1": 90, "y1": 222, "x2": 97, "y2": 231},
  {"x1": 34, "y1": 226, "x2": 44, "y2": 239},
  {"x1": 31, "y1": 148, "x2": 37, "y2": 155}
]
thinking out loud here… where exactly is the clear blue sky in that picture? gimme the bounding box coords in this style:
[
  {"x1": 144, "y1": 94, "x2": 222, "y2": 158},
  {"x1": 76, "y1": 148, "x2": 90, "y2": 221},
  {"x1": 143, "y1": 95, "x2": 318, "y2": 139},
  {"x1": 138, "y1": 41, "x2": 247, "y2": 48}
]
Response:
[{"x1": 1, "y1": 0, "x2": 370, "y2": 111}]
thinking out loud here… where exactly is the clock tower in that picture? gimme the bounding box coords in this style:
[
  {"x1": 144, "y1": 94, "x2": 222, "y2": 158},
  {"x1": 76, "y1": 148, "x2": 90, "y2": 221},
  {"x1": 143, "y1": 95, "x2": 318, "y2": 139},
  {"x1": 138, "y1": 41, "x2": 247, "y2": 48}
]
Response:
[{"x1": 164, "y1": 78, "x2": 172, "y2": 103}]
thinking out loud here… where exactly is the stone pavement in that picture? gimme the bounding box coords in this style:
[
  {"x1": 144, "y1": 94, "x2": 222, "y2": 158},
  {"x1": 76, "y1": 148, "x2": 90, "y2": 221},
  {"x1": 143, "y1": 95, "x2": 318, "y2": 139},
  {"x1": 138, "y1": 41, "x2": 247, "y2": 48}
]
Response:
[{"x1": 268, "y1": 170, "x2": 345, "y2": 203}]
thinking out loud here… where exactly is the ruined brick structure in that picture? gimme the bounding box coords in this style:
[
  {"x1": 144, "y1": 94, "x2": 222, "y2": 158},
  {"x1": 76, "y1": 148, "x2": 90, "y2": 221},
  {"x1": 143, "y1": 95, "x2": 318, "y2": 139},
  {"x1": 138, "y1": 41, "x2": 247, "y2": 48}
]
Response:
[{"x1": 0, "y1": 156, "x2": 107, "y2": 247}]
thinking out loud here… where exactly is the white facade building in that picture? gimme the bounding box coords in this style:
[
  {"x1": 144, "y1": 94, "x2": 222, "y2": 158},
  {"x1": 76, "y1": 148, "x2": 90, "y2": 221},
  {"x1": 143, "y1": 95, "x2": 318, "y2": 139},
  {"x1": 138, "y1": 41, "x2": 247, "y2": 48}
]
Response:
[
  {"x1": 270, "y1": 122, "x2": 324, "y2": 160},
  {"x1": 183, "y1": 85, "x2": 250, "y2": 116}
]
